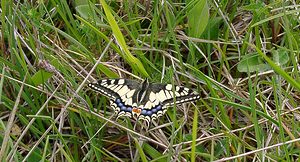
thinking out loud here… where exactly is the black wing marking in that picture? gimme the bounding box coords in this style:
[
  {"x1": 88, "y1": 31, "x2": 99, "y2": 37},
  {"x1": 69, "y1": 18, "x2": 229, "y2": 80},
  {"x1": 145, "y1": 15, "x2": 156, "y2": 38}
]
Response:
[
  {"x1": 137, "y1": 83, "x2": 200, "y2": 122},
  {"x1": 148, "y1": 83, "x2": 200, "y2": 108},
  {"x1": 88, "y1": 79, "x2": 139, "y2": 99}
]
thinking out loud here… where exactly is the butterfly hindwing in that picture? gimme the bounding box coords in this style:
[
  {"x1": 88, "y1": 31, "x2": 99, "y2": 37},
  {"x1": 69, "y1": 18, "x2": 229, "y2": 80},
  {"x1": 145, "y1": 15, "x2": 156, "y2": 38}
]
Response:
[{"x1": 89, "y1": 79, "x2": 139, "y2": 117}]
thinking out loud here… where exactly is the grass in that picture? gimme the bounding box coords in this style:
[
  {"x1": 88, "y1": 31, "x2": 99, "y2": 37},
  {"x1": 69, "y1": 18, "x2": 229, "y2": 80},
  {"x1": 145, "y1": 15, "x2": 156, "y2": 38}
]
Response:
[{"x1": 0, "y1": 0, "x2": 300, "y2": 161}]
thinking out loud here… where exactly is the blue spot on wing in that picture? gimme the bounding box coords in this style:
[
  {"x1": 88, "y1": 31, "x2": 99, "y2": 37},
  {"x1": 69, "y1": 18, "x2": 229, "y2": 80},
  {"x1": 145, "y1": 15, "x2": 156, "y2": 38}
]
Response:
[
  {"x1": 156, "y1": 105, "x2": 162, "y2": 110},
  {"x1": 127, "y1": 107, "x2": 132, "y2": 111},
  {"x1": 141, "y1": 104, "x2": 163, "y2": 116},
  {"x1": 121, "y1": 106, "x2": 126, "y2": 110},
  {"x1": 152, "y1": 108, "x2": 157, "y2": 113},
  {"x1": 146, "y1": 111, "x2": 152, "y2": 116},
  {"x1": 114, "y1": 98, "x2": 133, "y2": 113},
  {"x1": 141, "y1": 110, "x2": 147, "y2": 114},
  {"x1": 113, "y1": 98, "x2": 165, "y2": 119},
  {"x1": 116, "y1": 98, "x2": 121, "y2": 103}
]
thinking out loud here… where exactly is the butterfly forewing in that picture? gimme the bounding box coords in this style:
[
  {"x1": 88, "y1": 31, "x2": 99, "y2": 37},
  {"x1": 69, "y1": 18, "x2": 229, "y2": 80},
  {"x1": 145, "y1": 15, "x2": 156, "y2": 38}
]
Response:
[
  {"x1": 88, "y1": 79, "x2": 138, "y2": 99},
  {"x1": 148, "y1": 83, "x2": 200, "y2": 109}
]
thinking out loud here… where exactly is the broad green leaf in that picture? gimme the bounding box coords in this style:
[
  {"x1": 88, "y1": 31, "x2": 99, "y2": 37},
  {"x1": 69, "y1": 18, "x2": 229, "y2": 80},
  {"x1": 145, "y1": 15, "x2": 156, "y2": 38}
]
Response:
[
  {"x1": 31, "y1": 70, "x2": 53, "y2": 86},
  {"x1": 237, "y1": 49, "x2": 290, "y2": 73},
  {"x1": 237, "y1": 53, "x2": 270, "y2": 72},
  {"x1": 31, "y1": 58, "x2": 58, "y2": 85},
  {"x1": 271, "y1": 48, "x2": 289, "y2": 65},
  {"x1": 187, "y1": 0, "x2": 209, "y2": 38},
  {"x1": 251, "y1": 44, "x2": 300, "y2": 91},
  {"x1": 201, "y1": 17, "x2": 222, "y2": 40}
]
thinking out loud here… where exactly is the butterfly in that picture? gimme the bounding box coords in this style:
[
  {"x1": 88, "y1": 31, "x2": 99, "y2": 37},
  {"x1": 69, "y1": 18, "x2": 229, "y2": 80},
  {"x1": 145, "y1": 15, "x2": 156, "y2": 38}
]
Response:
[{"x1": 88, "y1": 79, "x2": 200, "y2": 124}]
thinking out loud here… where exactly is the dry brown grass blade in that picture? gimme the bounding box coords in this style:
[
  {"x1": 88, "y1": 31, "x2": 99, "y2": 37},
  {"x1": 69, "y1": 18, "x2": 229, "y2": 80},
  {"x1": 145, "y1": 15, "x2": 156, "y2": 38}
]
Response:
[{"x1": 0, "y1": 73, "x2": 27, "y2": 160}]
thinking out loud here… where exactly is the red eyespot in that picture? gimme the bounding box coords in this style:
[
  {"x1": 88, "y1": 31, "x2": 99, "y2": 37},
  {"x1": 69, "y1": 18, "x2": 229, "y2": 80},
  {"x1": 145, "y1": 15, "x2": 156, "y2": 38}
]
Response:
[{"x1": 132, "y1": 107, "x2": 141, "y2": 114}]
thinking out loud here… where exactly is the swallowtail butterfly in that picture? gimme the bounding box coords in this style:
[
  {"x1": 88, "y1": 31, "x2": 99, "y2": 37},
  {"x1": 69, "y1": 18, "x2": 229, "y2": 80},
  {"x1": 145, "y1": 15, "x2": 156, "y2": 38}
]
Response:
[{"x1": 88, "y1": 79, "x2": 200, "y2": 124}]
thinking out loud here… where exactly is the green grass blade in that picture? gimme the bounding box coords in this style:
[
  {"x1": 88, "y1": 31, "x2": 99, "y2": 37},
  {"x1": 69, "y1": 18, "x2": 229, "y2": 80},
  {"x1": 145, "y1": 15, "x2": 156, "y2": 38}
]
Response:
[
  {"x1": 99, "y1": 0, "x2": 149, "y2": 77},
  {"x1": 0, "y1": 66, "x2": 5, "y2": 103},
  {"x1": 134, "y1": 138, "x2": 147, "y2": 162},
  {"x1": 42, "y1": 22, "x2": 118, "y2": 78},
  {"x1": 191, "y1": 106, "x2": 198, "y2": 162},
  {"x1": 251, "y1": 9, "x2": 300, "y2": 27},
  {"x1": 143, "y1": 143, "x2": 165, "y2": 162},
  {"x1": 209, "y1": 97, "x2": 279, "y2": 125}
]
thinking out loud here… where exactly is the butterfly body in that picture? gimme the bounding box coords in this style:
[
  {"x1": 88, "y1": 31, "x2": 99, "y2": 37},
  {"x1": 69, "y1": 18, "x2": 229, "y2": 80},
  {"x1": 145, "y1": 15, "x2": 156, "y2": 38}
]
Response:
[{"x1": 88, "y1": 79, "x2": 200, "y2": 123}]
